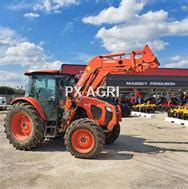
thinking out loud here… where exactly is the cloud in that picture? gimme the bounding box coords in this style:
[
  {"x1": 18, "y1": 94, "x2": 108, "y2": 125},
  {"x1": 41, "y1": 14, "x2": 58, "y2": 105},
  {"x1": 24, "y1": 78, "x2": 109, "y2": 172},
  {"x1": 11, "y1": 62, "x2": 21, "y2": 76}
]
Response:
[
  {"x1": 83, "y1": 0, "x2": 188, "y2": 52},
  {"x1": 164, "y1": 56, "x2": 188, "y2": 68},
  {"x1": 0, "y1": 27, "x2": 65, "y2": 87},
  {"x1": 181, "y1": 5, "x2": 188, "y2": 12},
  {"x1": 62, "y1": 21, "x2": 74, "y2": 33},
  {"x1": 148, "y1": 40, "x2": 168, "y2": 51},
  {"x1": 0, "y1": 41, "x2": 63, "y2": 70},
  {"x1": 33, "y1": 0, "x2": 79, "y2": 14},
  {"x1": 24, "y1": 12, "x2": 40, "y2": 19},
  {"x1": 83, "y1": 0, "x2": 146, "y2": 25},
  {"x1": 0, "y1": 70, "x2": 25, "y2": 87},
  {"x1": 8, "y1": 0, "x2": 79, "y2": 17},
  {"x1": 0, "y1": 27, "x2": 25, "y2": 47},
  {"x1": 72, "y1": 52, "x2": 93, "y2": 63},
  {"x1": 8, "y1": 1, "x2": 33, "y2": 11}
]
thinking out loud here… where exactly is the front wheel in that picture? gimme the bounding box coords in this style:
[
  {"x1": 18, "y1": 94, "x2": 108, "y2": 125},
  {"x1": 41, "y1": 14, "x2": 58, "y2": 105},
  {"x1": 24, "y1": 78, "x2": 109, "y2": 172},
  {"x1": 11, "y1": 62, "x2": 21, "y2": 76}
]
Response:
[
  {"x1": 65, "y1": 118, "x2": 105, "y2": 159},
  {"x1": 105, "y1": 123, "x2": 120, "y2": 144}
]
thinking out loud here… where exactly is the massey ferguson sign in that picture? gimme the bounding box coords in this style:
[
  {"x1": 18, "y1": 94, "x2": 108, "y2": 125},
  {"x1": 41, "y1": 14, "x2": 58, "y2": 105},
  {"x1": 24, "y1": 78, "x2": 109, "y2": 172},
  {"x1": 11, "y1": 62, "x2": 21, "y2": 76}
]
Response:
[
  {"x1": 125, "y1": 81, "x2": 176, "y2": 87},
  {"x1": 107, "y1": 75, "x2": 188, "y2": 88}
]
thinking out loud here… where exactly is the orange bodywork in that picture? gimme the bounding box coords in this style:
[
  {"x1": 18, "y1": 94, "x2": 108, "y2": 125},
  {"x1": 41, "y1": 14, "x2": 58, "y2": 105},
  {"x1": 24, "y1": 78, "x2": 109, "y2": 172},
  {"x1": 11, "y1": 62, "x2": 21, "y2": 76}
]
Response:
[
  {"x1": 78, "y1": 96, "x2": 121, "y2": 131},
  {"x1": 66, "y1": 45, "x2": 160, "y2": 130}
]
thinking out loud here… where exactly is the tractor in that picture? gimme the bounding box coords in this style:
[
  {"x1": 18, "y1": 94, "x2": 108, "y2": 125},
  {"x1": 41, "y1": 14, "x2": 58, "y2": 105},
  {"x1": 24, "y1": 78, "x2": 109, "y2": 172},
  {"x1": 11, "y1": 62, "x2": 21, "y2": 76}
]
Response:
[{"x1": 4, "y1": 45, "x2": 159, "y2": 159}]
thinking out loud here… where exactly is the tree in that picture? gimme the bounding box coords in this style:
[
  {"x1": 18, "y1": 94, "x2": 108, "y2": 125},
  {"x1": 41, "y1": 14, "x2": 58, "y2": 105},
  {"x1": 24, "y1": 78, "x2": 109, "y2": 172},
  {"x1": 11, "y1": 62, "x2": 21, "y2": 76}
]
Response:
[
  {"x1": 0, "y1": 86, "x2": 25, "y2": 95},
  {"x1": 0, "y1": 86, "x2": 15, "y2": 94}
]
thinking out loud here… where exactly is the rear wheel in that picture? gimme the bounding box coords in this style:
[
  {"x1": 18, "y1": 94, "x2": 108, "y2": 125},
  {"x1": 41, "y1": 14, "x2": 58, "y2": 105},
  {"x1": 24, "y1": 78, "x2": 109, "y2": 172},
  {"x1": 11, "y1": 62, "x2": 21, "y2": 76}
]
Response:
[
  {"x1": 105, "y1": 123, "x2": 120, "y2": 144},
  {"x1": 4, "y1": 102, "x2": 45, "y2": 150},
  {"x1": 65, "y1": 118, "x2": 104, "y2": 159}
]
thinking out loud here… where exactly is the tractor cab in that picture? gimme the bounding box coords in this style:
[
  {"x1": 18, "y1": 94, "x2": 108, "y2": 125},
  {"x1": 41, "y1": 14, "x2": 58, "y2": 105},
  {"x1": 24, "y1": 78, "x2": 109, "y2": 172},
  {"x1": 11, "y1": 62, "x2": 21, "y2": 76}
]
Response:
[{"x1": 24, "y1": 70, "x2": 76, "y2": 121}]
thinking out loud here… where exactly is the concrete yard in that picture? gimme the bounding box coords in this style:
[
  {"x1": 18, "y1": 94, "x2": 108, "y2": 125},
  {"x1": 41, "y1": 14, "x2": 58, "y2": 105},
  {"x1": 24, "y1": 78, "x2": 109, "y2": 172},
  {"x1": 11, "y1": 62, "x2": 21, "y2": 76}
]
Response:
[{"x1": 0, "y1": 112, "x2": 188, "y2": 189}]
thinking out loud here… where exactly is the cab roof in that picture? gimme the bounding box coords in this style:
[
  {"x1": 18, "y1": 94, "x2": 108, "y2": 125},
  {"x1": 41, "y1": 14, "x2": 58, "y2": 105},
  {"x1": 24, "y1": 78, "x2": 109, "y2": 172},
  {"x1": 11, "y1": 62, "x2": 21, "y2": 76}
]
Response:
[
  {"x1": 24, "y1": 70, "x2": 61, "y2": 75},
  {"x1": 24, "y1": 64, "x2": 86, "y2": 76}
]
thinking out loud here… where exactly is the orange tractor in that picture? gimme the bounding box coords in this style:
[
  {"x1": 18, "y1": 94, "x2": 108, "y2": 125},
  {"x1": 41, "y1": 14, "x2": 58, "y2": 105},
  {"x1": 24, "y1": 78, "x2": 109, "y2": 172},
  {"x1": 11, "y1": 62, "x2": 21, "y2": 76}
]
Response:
[{"x1": 4, "y1": 45, "x2": 159, "y2": 158}]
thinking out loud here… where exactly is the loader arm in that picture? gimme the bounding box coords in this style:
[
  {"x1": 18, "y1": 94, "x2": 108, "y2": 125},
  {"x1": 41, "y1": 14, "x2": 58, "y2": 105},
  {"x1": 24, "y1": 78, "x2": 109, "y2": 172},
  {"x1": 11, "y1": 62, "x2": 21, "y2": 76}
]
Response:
[
  {"x1": 63, "y1": 45, "x2": 160, "y2": 129},
  {"x1": 74, "y1": 44, "x2": 159, "y2": 97}
]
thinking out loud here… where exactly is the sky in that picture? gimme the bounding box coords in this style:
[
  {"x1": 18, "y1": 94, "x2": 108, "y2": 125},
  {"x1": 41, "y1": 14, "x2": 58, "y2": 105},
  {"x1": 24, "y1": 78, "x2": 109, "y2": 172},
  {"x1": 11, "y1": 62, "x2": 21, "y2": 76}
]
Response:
[{"x1": 0, "y1": 0, "x2": 188, "y2": 87}]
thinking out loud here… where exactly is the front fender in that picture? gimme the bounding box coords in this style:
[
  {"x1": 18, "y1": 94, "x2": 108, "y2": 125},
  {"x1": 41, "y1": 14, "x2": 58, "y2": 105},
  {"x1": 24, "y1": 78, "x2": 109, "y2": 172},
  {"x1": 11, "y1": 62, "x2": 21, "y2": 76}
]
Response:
[{"x1": 11, "y1": 97, "x2": 47, "y2": 120}]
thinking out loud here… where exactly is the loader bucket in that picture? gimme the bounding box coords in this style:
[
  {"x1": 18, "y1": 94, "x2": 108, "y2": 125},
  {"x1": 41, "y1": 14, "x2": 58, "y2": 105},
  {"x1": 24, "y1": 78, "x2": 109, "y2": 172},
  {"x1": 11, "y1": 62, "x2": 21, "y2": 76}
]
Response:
[{"x1": 142, "y1": 45, "x2": 160, "y2": 69}]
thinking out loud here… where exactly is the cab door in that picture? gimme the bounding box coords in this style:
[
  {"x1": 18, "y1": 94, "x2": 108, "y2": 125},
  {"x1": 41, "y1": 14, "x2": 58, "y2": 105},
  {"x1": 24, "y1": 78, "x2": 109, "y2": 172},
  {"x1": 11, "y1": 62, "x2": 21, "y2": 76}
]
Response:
[{"x1": 31, "y1": 75, "x2": 57, "y2": 121}]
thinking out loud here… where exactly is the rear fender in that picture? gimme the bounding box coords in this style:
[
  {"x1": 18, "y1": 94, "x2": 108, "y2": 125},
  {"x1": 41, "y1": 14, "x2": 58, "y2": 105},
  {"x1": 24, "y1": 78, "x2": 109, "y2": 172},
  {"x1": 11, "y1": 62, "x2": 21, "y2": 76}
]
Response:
[{"x1": 11, "y1": 97, "x2": 47, "y2": 120}]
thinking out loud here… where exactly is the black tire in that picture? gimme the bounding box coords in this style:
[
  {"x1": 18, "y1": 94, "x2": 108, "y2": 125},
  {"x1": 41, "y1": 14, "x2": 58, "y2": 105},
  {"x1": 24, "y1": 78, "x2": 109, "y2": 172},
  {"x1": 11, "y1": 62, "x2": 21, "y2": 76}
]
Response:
[
  {"x1": 178, "y1": 113, "x2": 183, "y2": 119},
  {"x1": 65, "y1": 118, "x2": 104, "y2": 159},
  {"x1": 175, "y1": 113, "x2": 179, "y2": 118},
  {"x1": 168, "y1": 110, "x2": 172, "y2": 117},
  {"x1": 184, "y1": 114, "x2": 188, "y2": 120},
  {"x1": 105, "y1": 123, "x2": 120, "y2": 144},
  {"x1": 151, "y1": 109, "x2": 155, "y2": 113},
  {"x1": 121, "y1": 104, "x2": 131, "y2": 117},
  {"x1": 4, "y1": 102, "x2": 45, "y2": 150}
]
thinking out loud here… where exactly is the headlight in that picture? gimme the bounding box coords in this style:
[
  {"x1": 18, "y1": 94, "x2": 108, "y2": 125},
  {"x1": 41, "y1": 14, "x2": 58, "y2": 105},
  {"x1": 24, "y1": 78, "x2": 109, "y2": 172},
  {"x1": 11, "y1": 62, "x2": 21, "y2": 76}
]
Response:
[{"x1": 106, "y1": 106, "x2": 112, "y2": 112}]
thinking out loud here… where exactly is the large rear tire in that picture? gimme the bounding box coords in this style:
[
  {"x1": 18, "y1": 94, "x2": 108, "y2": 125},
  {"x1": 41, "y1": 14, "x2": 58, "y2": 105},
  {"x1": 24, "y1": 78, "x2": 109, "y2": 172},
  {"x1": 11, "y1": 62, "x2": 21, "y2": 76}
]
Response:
[
  {"x1": 65, "y1": 118, "x2": 104, "y2": 159},
  {"x1": 4, "y1": 102, "x2": 45, "y2": 150},
  {"x1": 105, "y1": 123, "x2": 120, "y2": 144}
]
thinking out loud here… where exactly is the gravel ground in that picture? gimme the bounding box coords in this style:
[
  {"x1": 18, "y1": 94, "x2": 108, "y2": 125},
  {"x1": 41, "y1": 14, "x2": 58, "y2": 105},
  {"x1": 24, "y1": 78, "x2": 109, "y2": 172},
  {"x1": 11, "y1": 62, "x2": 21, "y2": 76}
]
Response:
[{"x1": 0, "y1": 112, "x2": 188, "y2": 189}]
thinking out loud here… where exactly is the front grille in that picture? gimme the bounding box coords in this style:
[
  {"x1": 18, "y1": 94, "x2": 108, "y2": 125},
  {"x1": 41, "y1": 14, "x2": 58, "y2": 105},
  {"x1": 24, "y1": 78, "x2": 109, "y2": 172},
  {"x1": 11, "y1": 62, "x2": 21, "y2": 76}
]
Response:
[
  {"x1": 91, "y1": 105, "x2": 102, "y2": 120},
  {"x1": 104, "y1": 110, "x2": 113, "y2": 125}
]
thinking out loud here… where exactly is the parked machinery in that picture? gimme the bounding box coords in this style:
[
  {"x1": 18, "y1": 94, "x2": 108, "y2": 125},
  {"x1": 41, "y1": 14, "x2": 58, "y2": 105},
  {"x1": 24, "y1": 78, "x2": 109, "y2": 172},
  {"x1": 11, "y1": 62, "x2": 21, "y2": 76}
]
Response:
[
  {"x1": 157, "y1": 97, "x2": 179, "y2": 112},
  {"x1": 132, "y1": 96, "x2": 157, "y2": 113},
  {"x1": 0, "y1": 96, "x2": 7, "y2": 111},
  {"x1": 132, "y1": 103, "x2": 157, "y2": 113},
  {"x1": 182, "y1": 107, "x2": 188, "y2": 120},
  {"x1": 168, "y1": 105, "x2": 188, "y2": 120}
]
